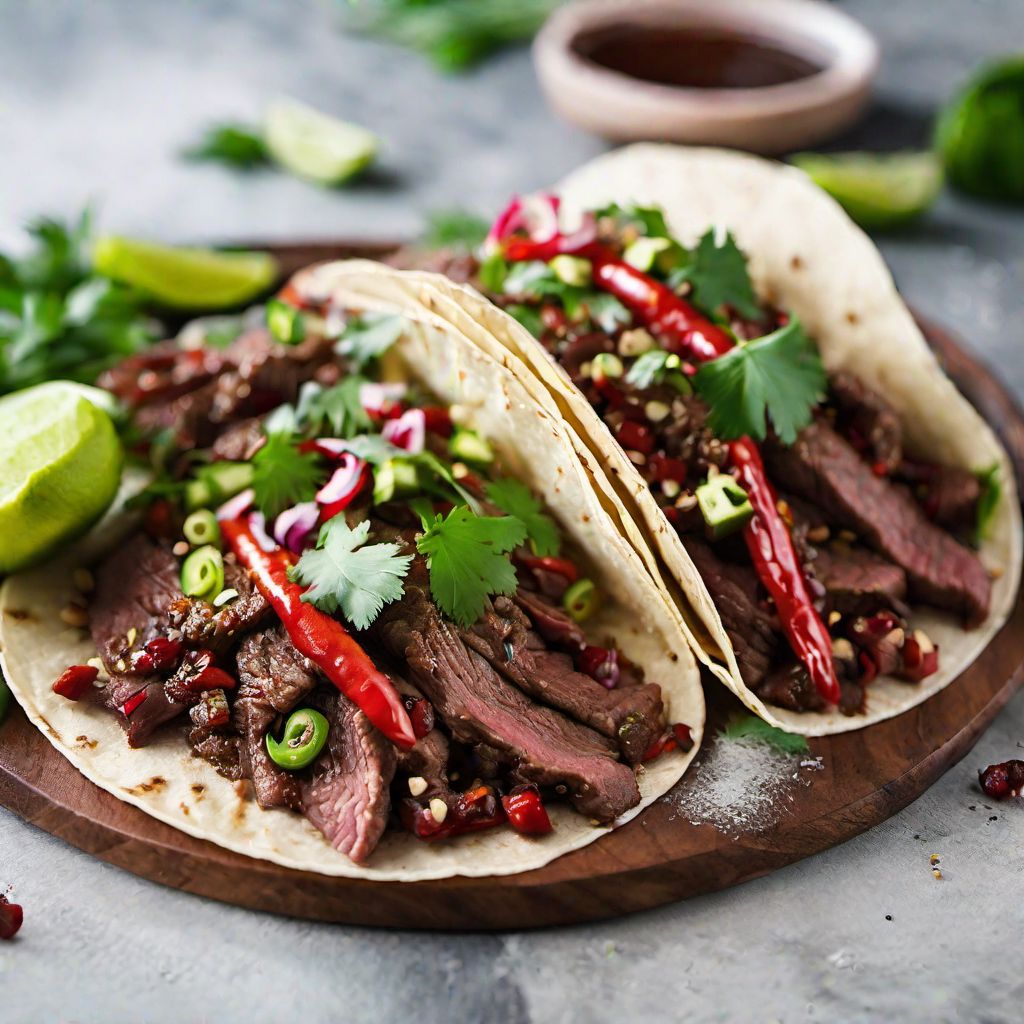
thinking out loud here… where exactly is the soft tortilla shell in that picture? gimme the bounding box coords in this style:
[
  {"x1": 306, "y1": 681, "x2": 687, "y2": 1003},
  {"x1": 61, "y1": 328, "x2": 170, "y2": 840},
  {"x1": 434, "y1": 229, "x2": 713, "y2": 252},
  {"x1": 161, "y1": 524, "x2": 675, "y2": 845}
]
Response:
[{"x1": 0, "y1": 268, "x2": 703, "y2": 881}]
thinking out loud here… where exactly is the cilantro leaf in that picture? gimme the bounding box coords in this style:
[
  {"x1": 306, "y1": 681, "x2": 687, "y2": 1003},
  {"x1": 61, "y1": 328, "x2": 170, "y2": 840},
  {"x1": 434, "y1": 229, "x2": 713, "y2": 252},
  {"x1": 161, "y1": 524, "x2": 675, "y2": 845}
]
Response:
[
  {"x1": 625, "y1": 349, "x2": 673, "y2": 389},
  {"x1": 975, "y1": 462, "x2": 1002, "y2": 544},
  {"x1": 300, "y1": 377, "x2": 373, "y2": 438},
  {"x1": 422, "y1": 209, "x2": 490, "y2": 249},
  {"x1": 505, "y1": 303, "x2": 544, "y2": 337},
  {"x1": 251, "y1": 432, "x2": 323, "y2": 518},
  {"x1": 478, "y1": 252, "x2": 509, "y2": 292},
  {"x1": 693, "y1": 317, "x2": 825, "y2": 445},
  {"x1": 584, "y1": 293, "x2": 632, "y2": 333},
  {"x1": 415, "y1": 505, "x2": 527, "y2": 626},
  {"x1": 595, "y1": 203, "x2": 671, "y2": 239},
  {"x1": 342, "y1": 433, "x2": 407, "y2": 465},
  {"x1": 485, "y1": 478, "x2": 560, "y2": 556},
  {"x1": 289, "y1": 518, "x2": 412, "y2": 629},
  {"x1": 500, "y1": 261, "x2": 630, "y2": 332},
  {"x1": 686, "y1": 228, "x2": 762, "y2": 321},
  {"x1": 720, "y1": 714, "x2": 809, "y2": 755},
  {"x1": 334, "y1": 314, "x2": 405, "y2": 369},
  {"x1": 182, "y1": 122, "x2": 270, "y2": 170}
]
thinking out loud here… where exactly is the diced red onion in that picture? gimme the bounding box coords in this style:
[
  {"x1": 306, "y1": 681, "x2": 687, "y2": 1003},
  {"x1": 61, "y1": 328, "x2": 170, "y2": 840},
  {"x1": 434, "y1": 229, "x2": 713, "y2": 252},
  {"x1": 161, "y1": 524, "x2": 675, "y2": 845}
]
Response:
[
  {"x1": 317, "y1": 452, "x2": 368, "y2": 504},
  {"x1": 273, "y1": 501, "x2": 320, "y2": 553},
  {"x1": 486, "y1": 192, "x2": 596, "y2": 253},
  {"x1": 248, "y1": 511, "x2": 277, "y2": 552},
  {"x1": 360, "y1": 381, "x2": 406, "y2": 417},
  {"x1": 382, "y1": 408, "x2": 426, "y2": 454},
  {"x1": 216, "y1": 488, "x2": 254, "y2": 522}
]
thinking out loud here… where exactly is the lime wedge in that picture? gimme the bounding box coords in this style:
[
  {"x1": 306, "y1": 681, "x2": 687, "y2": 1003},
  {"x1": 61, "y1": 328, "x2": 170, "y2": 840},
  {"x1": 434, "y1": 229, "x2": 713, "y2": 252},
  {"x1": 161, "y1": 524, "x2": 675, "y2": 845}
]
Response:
[
  {"x1": 791, "y1": 152, "x2": 942, "y2": 229},
  {"x1": 93, "y1": 237, "x2": 278, "y2": 310},
  {"x1": 0, "y1": 382, "x2": 124, "y2": 574},
  {"x1": 265, "y1": 97, "x2": 378, "y2": 186}
]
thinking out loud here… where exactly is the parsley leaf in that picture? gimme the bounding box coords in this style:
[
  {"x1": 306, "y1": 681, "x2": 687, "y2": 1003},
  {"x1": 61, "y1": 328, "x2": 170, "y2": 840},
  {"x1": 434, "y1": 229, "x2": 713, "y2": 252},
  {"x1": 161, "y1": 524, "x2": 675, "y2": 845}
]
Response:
[
  {"x1": 422, "y1": 208, "x2": 490, "y2": 249},
  {"x1": 686, "y1": 228, "x2": 762, "y2": 321},
  {"x1": 975, "y1": 463, "x2": 1002, "y2": 544},
  {"x1": 251, "y1": 432, "x2": 323, "y2": 518},
  {"x1": 485, "y1": 478, "x2": 560, "y2": 556},
  {"x1": 300, "y1": 377, "x2": 373, "y2": 438},
  {"x1": 334, "y1": 314, "x2": 405, "y2": 369},
  {"x1": 720, "y1": 714, "x2": 809, "y2": 755},
  {"x1": 693, "y1": 317, "x2": 826, "y2": 445},
  {"x1": 289, "y1": 518, "x2": 412, "y2": 629},
  {"x1": 182, "y1": 122, "x2": 270, "y2": 170},
  {"x1": 415, "y1": 505, "x2": 527, "y2": 626}
]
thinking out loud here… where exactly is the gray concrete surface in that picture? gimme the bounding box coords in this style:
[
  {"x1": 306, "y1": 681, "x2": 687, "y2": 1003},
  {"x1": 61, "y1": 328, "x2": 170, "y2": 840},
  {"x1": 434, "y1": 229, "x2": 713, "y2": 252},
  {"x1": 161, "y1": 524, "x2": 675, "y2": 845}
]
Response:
[{"x1": 1, "y1": 2, "x2": 1022, "y2": 1021}]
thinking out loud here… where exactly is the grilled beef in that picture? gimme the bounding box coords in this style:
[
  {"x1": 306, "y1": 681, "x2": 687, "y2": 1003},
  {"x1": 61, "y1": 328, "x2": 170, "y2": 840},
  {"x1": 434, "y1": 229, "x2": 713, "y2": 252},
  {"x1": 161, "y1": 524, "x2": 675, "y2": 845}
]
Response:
[
  {"x1": 210, "y1": 417, "x2": 265, "y2": 462},
  {"x1": 766, "y1": 421, "x2": 990, "y2": 625},
  {"x1": 682, "y1": 537, "x2": 779, "y2": 686},
  {"x1": 170, "y1": 555, "x2": 272, "y2": 654},
  {"x1": 462, "y1": 597, "x2": 663, "y2": 764},
  {"x1": 371, "y1": 583, "x2": 640, "y2": 823},
  {"x1": 301, "y1": 690, "x2": 396, "y2": 864},
  {"x1": 829, "y1": 370, "x2": 903, "y2": 474},
  {"x1": 234, "y1": 627, "x2": 318, "y2": 811},
  {"x1": 512, "y1": 588, "x2": 587, "y2": 648},
  {"x1": 810, "y1": 546, "x2": 908, "y2": 617}
]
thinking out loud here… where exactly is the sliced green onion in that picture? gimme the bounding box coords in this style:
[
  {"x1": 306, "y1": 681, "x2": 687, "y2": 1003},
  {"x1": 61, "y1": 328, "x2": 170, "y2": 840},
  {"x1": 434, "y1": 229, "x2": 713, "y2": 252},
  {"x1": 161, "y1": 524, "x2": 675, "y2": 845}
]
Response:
[
  {"x1": 180, "y1": 545, "x2": 225, "y2": 600},
  {"x1": 695, "y1": 473, "x2": 753, "y2": 539},
  {"x1": 590, "y1": 352, "x2": 624, "y2": 381},
  {"x1": 562, "y1": 578, "x2": 600, "y2": 623},
  {"x1": 266, "y1": 708, "x2": 330, "y2": 770},
  {"x1": 213, "y1": 588, "x2": 239, "y2": 608},
  {"x1": 448, "y1": 429, "x2": 494, "y2": 466},
  {"x1": 549, "y1": 255, "x2": 592, "y2": 286},
  {"x1": 183, "y1": 509, "x2": 221, "y2": 547}
]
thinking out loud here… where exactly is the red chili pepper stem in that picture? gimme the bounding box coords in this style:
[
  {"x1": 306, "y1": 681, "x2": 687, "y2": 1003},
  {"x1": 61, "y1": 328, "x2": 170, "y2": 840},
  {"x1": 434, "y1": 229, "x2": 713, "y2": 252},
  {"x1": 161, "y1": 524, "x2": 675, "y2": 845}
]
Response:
[{"x1": 221, "y1": 516, "x2": 416, "y2": 749}]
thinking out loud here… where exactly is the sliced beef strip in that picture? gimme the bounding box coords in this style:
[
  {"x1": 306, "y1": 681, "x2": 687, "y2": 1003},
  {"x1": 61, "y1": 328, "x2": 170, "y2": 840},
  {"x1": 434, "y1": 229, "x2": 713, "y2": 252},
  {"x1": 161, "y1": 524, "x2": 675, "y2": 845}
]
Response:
[
  {"x1": 810, "y1": 546, "x2": 908, "y2": 617},
  {"x1": 756, "y1": 664, "x2": 865, "y2": 716},
  {"x1": 829, "y1": 370, "x2": 903, "y2": 474},
  {"x1": 461, "y1": 597, "x2": 663, "y2": 765},
  {"x1": 210, "y1": 417, "x2": 265, "y2": 462},
  {"x1": 189, "y1": 733, "x2": 242, "y2": 781},
  {"x1": 512, "y1": 588, "x2": 586, "y2": 648},
  {"x1": 234, "y1": 627, "x2": 319, "y2": 811},
  {"x1": 765, "y1": 421, "x2": 990, "y2": 625},
  {"x1": 681, "y1": 537, "x2": 779, "y2": 687},
  {"x1": 898, "y1": 462, "x2": 982, "y2": 531},
  {"x1": 391, "y1": 676, "x2": 452, "y2": 799},
  {"x1": 301, "y1": 689, "x2": 396, "y2": 864},
  {"x1": 371, "y1": 584, "x2": 640, "y2": 823},
  {"x1": 170, "y1": 555, "x2": 272, "y2": 654}
]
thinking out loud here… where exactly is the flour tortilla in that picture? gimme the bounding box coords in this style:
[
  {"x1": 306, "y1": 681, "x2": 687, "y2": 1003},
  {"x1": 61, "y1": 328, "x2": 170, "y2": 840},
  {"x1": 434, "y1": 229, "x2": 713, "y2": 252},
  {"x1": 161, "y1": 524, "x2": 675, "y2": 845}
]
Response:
[
  {"x1": 408, "y1": 145, "x2": 1022, "y2": 735},
  {"x1": 0, "y1": 266, "x2": 704, "y2": 881}
]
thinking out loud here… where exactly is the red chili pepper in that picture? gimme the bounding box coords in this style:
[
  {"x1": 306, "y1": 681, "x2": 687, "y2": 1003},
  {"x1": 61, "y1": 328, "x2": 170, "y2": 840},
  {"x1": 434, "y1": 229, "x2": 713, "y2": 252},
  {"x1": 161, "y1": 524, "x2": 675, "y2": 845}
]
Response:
[
  {"x1": 403, "y1": 694, "x2": 435, "y2": 739},
  {"x1": 421, "y1": 406, "x2": 454, "y2": 438},
  {"x1": 319, "y1": 463, "x2": 372, "y2": 524},
  {"x1": 648, "y1": 453, "x2": 688, "y2": 483},
  {"x1": 502, "y1": 785, "x2": 554, "y2": 836},
  {"x1": 52, "y1": 664, "x2": 98, "y2": 700},
  {"x1": 730, "y1": 438, "x2": 841, "y2": 705},
  {"x1": 220, "y1": 515, "x2": 416, "y2": 749},
  {"x1": 672, "y1": 722, "x2": 695, "y2": 752},
  {"x1": 577, "y1": 645, "x2": 620, "y2": 688},
  {"x1": 130, "y1": 636, "x2": 184, "y2": 675},
  {"x1": 121, "y1": 689, "x2": 148, "y2": 717},
  {"x1": 616, "y1": 419, "x2": 656, "y2": 455},
  {"x1": 0, "y1": 898, "x2": 23, "y2": 940},
  {"x1": 400, "y1": 786, "x2": 505, "y2": 841},
  {"x1": 641, "y1": 730, "x2": 676, "y2": 762},
  {"x1": 517, "y1": 554, "x2": 579, "y2": 584},
  {"x1": 899, "y1": 633, "x2": 940, "y2": 683}
]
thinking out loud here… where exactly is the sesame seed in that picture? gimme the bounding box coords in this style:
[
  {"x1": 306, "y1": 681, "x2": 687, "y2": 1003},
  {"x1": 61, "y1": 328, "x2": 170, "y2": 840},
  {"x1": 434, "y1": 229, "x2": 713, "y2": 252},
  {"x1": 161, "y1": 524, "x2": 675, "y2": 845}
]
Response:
[
  {"x1": 59, "y1": 605, "x2": 89, "y2": 629},
  {"x1": 429, "y1": 798, "x2": 448, "y2": 824},
  {"x1": 828, "y1": 611, "x2": 842, "y2": 626},
  {"x1": 408, "y1": 776, "x2": 428, "y2": 797},
  {"x1": 172, "y1": 541, "x2": 190, "y2": 557},
  {"x1": 73, "y1": 568, "x2": 95, "y2": 593}
]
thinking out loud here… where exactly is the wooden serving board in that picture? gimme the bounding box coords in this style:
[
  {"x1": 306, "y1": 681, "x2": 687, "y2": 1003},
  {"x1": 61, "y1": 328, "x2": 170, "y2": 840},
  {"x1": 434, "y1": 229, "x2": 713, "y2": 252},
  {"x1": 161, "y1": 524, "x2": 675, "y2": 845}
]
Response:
[{"x1": 2, "y1": 242, "x2": 1022, "y2": 931}]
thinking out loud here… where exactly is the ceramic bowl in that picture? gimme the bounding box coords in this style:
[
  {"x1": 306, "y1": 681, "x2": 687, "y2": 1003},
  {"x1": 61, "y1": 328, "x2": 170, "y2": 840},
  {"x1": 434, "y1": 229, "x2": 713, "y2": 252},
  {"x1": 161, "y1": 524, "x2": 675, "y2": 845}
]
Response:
[{"x1": 533, "y1": 0, "x2": 879, "y2": 154}]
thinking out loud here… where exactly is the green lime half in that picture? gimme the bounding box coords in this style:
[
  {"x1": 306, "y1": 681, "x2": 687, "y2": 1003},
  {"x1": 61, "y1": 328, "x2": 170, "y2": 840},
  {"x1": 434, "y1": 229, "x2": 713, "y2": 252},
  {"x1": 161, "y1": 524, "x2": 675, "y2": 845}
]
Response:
[
  {"x1": 0, "y1": 382, "x2": 124, "y2": 574},
  {"x1": 265, "y1": 97, "x2": 378, "y2": 186},
  {"x1": 791, "y1": 152, "x2": 943, "y2": 229},
  {"x1": 93, "y1": 237, "x2": 278, "y2": 310}
]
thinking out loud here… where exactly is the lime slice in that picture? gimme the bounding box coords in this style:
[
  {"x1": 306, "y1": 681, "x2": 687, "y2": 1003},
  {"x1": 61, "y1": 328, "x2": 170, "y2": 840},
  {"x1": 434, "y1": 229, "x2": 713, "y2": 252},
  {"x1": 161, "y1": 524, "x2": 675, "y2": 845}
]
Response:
[
  {"x1": 791, "y1": 152, "x2": 942, "y2": 229},
  {"x1": 265, "y1": 97, "x2": 378, "y2": 186},
  {"x1": 0, "y1": 382, "x2": 124, "y2": 574},
  {"x1": 93, "y1": 237, "x2": 278, "y2": 310}
]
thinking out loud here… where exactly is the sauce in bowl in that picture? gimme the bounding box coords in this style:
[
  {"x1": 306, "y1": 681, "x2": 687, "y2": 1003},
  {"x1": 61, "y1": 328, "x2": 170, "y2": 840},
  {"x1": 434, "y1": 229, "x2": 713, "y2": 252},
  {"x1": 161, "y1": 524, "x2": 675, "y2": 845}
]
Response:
[{"x1": 572, "y1": 25, "x2": 824, "y2": 91}]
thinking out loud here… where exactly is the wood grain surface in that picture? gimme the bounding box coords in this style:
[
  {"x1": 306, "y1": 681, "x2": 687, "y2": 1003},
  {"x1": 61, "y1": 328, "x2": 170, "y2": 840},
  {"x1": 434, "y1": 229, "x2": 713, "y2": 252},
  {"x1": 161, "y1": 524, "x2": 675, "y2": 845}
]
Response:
[{"x1": 1, "y1": 242, "x2": 1021, "y2": 930}]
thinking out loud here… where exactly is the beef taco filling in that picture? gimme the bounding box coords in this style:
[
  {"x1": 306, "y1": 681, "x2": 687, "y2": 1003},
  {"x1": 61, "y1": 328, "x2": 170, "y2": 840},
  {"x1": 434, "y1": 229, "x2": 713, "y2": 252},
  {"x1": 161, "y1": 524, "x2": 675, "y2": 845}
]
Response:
[
  {"x1": 50, "y1": 298, "x2": 687, "y2": 865},
  {"x1": 419, "y1": 196, "x2": 998, "y2": 716}
]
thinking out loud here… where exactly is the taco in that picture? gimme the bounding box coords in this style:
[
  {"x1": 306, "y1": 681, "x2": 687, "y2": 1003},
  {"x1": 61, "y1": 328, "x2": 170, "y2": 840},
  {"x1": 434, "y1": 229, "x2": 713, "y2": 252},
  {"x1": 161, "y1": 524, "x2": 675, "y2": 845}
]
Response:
[
  {"x1": 0, "y1": 262, "x2": 703, "y2": 880},
  {"x1": 387, "y1": 144, "x2": 1021, "y2": 735}
]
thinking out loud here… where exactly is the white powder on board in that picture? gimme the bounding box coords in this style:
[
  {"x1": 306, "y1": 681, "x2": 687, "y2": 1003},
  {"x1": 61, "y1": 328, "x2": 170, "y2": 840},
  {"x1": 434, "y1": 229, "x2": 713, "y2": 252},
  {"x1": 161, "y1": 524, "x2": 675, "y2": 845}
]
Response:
[{"x1": 667, "y1": 736, "x2": 823, "y2": 837}]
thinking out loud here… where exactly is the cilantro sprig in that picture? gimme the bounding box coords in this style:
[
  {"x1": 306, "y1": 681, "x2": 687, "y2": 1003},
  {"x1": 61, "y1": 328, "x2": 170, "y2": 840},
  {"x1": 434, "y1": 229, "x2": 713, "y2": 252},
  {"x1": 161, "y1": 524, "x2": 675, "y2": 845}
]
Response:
[
  {"x1": 415, "y1": 504, "x2": 527, "y2": 626},
  {"x1": 693, "y1": 318, "x2": 826, "y2": 445},
  {"x1": 672, "y1": 228, "x2": 762, "y2": 321},
  {"x1": 485, "y1": 479, "x2": 560, "y2": 556},
  {"x1": 251, "y1": 432, "x2": 323, "y2": 518},
  {"x1": 289, "y1": 518, "x2": 412, "y2": 629},
  {"x1": 720, "y1": 714, "x2": 809, "y2": 755},
  {"x1": 182, "y1": 122, "x2": 270, "y2": 170},
  {"x1": 334, "y1": 314, "x2": 404, "y2": 369}
]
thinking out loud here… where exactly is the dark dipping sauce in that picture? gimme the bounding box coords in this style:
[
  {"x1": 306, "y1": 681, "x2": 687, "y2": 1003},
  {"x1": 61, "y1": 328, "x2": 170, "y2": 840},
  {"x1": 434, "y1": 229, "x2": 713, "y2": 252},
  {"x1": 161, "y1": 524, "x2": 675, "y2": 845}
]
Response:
[{"x1": 574, "y1": 25, "x2": 824, "y2": 90}]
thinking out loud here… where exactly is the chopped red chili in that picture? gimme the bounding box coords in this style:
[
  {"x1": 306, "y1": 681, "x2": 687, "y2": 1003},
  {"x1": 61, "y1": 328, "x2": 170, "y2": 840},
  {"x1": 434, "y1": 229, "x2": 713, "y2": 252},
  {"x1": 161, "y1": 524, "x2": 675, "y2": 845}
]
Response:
[
  {"x1": 130, "y1": 636, "x2": 184, "y2": 675},
  {"x1": 899, "y1": 633, "x2": 940, "y2": 682},
  {"x1": 502, "y1": 785, "x2": 553, "y2": 836},
  {"x1": 0, "y1": 896, "x2": 23, "y2": 941},
  {"x1": 52, "y1": 664, "x2": 98, "y2": 701},
  {"x1": 617, "y1": 419, "x2": 656, "y2": 455},
  {"x1": 400, "y1": 785, "x2": 505, "y2": 841},
  {"x1": 979, "y1": 759, "x2": 1024, "y2": 800},
  {"x1": 403, "y1": 694, "x2": 435, "y2": 740},
  {"x1": 221, "y1": 515, "x2": 416, "y2": 748},
  {"x1": 120, "y1": 689, "x2": 148, "y2": 717},
  {"x1": 517, "y1": 554, "x2": 579, "y2": 584},
  {"x1": 648, "y1": 453, "x2": 688, "y2": 483},
  {"x1": 421, "y1": 406, "x2": 454, "y2": 437},
  {"x1": 577, "y1": 645, "x2": 620, "y2": 688},
  {"x1": 672, "y1": 723, "x2": 695, "y2": 752}
]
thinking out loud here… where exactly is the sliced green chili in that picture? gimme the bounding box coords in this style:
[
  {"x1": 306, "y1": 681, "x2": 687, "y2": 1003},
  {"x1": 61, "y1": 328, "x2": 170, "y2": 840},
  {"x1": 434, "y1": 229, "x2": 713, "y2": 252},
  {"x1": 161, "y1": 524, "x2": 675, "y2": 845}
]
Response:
[
  {"x1": 562, "y1": 577, "x2": 600, "y2": 623},
  {"x1": 266, "y1": 708, "x2": 330, "y2": 770},
  {"x1": 183, "y1": 509, "x2": 221, "y2": 548},
  {"x1": 180, "y1": 545, "x2": 225, "y2": 600},
  {"x1": 695, "y1": 473, "x2": 753, "y2": 539}
]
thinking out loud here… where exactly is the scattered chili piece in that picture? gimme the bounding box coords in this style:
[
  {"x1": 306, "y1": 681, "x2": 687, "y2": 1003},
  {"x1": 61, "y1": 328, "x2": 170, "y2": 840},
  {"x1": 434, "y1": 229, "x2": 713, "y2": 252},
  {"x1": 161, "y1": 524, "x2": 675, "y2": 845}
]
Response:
[
  {"x1": 577, "y1": 645, "x2": 620, "y2": 689},
  {"x1": 0, "y1": 895, "x2": 23, "y2": 940},
  {"x1": 403, "y1": 694, "x2": 435, "y2": 740},
  {"x1": 616, "y1": 419, "x2": 655, "y2": 456},
  {"x1": 400, "y1": 785, "x2": 505, "y2": 841},
  {"x1": 516, "y1": 554, "x2": 579, "y2": 585},
  {"x1": 120, "y1": 689, "x2": 148, "y2": 717},
  {"x1": 502, "y1": 785, "x2": 554, "y2": 836},
  {"x1": 672, "y1": 723, "x2": 695, "y2": 752},
  {"x1": 52, "y1": 664, "x2": 98, "y2": 700},
  {"x1": 648, "y1": 453, "x2": 688, "y2": 483},
  {"x1": 421, "y1": 406, "x2": 454, "y2": 437},
  {"x1": 979, "y1": 759, "x2": 1024, "y2": 800},
  {"x1": 130, "y1": 636, "x2": 184, "y2": 675}
]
